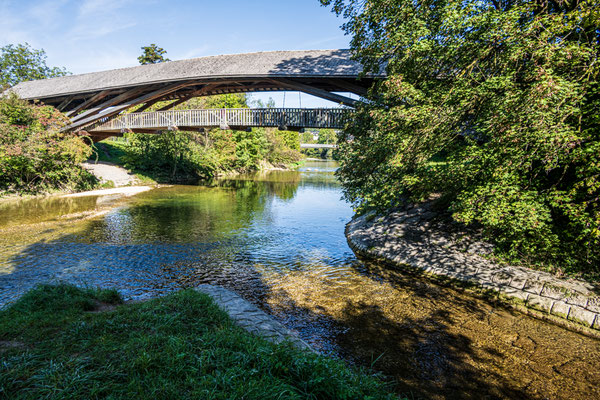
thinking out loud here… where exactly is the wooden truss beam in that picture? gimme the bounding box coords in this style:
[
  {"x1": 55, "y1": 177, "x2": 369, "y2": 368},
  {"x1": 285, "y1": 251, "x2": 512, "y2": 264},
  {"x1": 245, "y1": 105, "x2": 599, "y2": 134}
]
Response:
[
  {"x1": 70, "y1": 87, "x2": 147, "y2": 123},
  {"x1": 56, "y1": 95, "x2": 75, "y2": 111},
  {"x1": 155, "y1": 83, "x2": 221, "y2": 112},
  {"x1": 66, "y1": 81, "x2": 196, "y2": 131},
  {"x1": 66, "y1": 90, "x2": 115, "y2": 117},
  {"x1": 270, "y1": 78, "x2": 360, "y2": 107},
  {"x1": 325, "y1": 79, "x2": 369, "y2": 97},
  {"x1": 135, "y1": 98, "x2": 163, "y2": 113}
]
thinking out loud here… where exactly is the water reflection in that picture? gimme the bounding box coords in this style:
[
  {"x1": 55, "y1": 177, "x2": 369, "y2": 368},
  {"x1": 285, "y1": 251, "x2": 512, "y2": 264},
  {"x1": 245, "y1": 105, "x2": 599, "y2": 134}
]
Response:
[{"x1": 0, "y1": 159, "x2": 599, "y2": 399}]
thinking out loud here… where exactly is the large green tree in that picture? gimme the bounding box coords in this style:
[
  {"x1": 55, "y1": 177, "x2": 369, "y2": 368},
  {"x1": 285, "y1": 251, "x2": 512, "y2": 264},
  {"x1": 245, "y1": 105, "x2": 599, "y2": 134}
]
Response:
[
  {"x1": 0, "y1": 43, "x2": 68, "y2": 88},
  {"x1": 322, "y1": 0, "x2": 600, "y2": 275}
]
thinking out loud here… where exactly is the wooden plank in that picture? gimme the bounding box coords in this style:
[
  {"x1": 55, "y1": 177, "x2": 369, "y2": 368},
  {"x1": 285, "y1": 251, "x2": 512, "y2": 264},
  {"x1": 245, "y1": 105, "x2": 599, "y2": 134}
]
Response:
[
  {"x1": 65, "y1": 82, "x2": 196, "y2": 131},
  {"x1": 325, "y1": 79, "x2": 369, "y2": 97},
  {"x1": 56, "y1": 95, "x2": 75, "y2": 111},
  {"x1": 70, "y1": 87, "x2": 148, "y2": 123},
  {"x1": 270, "y1": 78, "x2": 360, "y2": 107},
  {"x1": 66, "y1": 90, "x2": 114, "y2": 117}
]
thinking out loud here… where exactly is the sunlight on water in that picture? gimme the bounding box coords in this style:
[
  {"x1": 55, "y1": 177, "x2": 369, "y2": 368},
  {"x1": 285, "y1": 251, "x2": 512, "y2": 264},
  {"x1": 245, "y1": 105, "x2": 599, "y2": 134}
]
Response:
[{"x1": 0, "y1": 159, "x2": 598, "y2": 399}]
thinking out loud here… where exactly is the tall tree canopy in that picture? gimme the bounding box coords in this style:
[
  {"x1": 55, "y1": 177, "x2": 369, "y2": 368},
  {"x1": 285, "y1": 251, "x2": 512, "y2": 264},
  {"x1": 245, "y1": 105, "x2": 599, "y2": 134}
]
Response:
[
  {"x1": 138, "y1": 44, "x2": 170, "y2": 65},
  {"x1": 0, "y1": 43, "x2": 69, "y2": 88},
  {"x1": 322, "y1": 0, "x2": 600, "y2": 276}
]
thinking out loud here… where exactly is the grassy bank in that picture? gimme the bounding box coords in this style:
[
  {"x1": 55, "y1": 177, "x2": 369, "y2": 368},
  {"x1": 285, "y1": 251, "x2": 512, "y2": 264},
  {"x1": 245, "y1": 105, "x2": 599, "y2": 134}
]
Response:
[{"x1": 0, "y1": 285, "x2": 396, "y2": 399}]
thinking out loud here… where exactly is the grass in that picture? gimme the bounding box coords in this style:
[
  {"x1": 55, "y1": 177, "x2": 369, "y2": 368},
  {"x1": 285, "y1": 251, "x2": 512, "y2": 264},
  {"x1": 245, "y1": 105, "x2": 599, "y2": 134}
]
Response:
[
  {"x1": 0, "y1": 285, "x2": 397, "y2": 399},
  {"x1": 92, "y1": 141, "x2": 128, "y2": 165}
]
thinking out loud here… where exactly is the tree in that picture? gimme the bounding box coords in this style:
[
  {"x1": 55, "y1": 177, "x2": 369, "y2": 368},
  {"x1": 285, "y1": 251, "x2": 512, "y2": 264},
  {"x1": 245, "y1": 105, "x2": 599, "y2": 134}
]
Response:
[
  {"x1": 250, "y1": 96, "x2": 276, "y2": 108},
  {"x1": 322, "y1": 0, "x2": 600, "y2": 276},
  {"x1": 0, "y1": 43, "x2": 68, "y2": 88},
  {"x1": 138, "y1": 44, "x2": 170, "y2": 65}
]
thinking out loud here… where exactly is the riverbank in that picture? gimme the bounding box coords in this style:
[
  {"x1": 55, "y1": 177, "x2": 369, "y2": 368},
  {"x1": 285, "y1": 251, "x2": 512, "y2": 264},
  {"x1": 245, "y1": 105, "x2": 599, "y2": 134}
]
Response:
[
  {"x1": 62, "y1": 186, "x2": 153, "y2": 198},
  {"x1": 0, "y1": 284, "x2": 396, "y2": 399},
  {"x1": 93, "y1": 133, "x2": 304, "y2": 185},
  {"x1": 345, "y1": 200, "x2": 600, "y2": 337}
]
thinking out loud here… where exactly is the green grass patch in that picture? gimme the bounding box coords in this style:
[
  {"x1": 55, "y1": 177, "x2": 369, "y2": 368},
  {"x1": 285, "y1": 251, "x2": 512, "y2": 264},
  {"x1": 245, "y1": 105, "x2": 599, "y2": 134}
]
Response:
[
  {"x1": 0, "y1": 284, "x2": 397, "y2": 399},
  {"x1": 93, "y1": 141, "x2": 129, "y2": 165}
]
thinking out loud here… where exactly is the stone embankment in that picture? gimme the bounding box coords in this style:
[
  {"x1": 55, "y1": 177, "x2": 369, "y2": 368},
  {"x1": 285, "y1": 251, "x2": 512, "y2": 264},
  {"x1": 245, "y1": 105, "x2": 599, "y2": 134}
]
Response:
[
  {"x1": 195, "y1": 285, "x2": 313, "y2": 351},
  {"x1": 345, "y1": 201, "x2": 600, "y2": 336}
]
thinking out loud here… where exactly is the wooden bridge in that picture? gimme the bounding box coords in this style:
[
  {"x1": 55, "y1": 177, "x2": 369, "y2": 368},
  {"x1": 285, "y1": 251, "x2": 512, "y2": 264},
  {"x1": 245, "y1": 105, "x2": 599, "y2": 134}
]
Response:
[
  {"x1": 7, "y1": 49, "x2": 382, "y2": 136},
  {"x1": 300, "y1": 143, "x2": 338, "y2": 149},
  {"x1": 90, "y1": 108, "x2": 350, "y2": 136}
]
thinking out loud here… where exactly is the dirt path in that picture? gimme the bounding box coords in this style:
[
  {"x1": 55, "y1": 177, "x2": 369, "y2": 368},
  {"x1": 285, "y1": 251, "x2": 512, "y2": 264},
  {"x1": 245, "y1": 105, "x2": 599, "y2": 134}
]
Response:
[{"x1": 82, "y1": 161, "x2": 137, "y2": 187}]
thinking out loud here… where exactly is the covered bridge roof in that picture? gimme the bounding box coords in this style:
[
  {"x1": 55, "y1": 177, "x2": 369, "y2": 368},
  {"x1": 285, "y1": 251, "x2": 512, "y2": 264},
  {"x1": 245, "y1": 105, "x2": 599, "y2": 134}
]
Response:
[{"x1": 10, "y1": 49, "x2": 372, "y2": 101}]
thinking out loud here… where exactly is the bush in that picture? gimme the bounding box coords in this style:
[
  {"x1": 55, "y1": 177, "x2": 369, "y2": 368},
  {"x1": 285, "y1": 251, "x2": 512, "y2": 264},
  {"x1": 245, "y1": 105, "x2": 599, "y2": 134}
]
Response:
[
  {"x1": 0, "y1": 94, "x2": 96, "y2": 194},
  {"x1": 120, "y1": 126, "x2": 302, "y2": 180}
]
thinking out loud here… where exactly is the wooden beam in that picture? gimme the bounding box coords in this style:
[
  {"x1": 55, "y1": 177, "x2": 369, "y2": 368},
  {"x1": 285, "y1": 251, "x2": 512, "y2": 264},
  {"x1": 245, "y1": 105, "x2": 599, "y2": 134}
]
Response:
[
  {"x1": 155, "y1": 99, "x2": 184, "y2": 112},
  {"x1": 70, "y1": 86, "x2": 149, "y2": 123},
  {"x1": 325, "y1": 79, "x2": 369, "y2": 97},
  {"x1": 66, "y1": 90, "x2": 114, "y2": 117},
  {"x1": 56, "y1": 95, "x2": 75, "y2": 111},
  {"x1": 134, "y1": 98, "x2": 163, "y2": 113},
  {"x1": 270, "y1": 78, "x2": 360, "y2": 107},
  {"x1": 155, "y1": 83, "x2": 221, "y2": 111},
  {"x1": 65, "y1": 82, "x2": 196, "y2": 131}
]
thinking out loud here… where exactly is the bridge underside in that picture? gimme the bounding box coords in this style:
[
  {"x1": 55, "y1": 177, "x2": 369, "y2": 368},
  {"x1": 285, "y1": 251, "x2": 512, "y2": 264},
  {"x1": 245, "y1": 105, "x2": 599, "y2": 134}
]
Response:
[{"x1": 60, "y1": 77, "x2": 369, "y2": 133}]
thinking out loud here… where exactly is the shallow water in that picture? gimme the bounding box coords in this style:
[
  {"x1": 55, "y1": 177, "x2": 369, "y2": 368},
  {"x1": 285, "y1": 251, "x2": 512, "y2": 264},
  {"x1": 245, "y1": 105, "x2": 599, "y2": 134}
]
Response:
[{"x1": 1, "y1": 159, "x2": 599, "y2": 399}]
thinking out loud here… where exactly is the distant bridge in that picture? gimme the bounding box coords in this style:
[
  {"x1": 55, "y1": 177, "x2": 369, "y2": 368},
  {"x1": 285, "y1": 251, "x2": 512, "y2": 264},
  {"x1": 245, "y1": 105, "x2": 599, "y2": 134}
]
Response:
[
  {"x1": 300, "y1": 143, "x2": 338, "y2": 149},
  {"x1": 7, "y1": 49, "x2": 382, "y2": 138},
  {"x1": 90, "y1": 108, "x2": 350, "y2": 138}
]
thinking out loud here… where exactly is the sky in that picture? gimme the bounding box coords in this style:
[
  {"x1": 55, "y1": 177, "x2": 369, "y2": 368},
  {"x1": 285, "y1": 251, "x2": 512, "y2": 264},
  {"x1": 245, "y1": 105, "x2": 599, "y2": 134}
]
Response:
[{"x1": 0, "y1": 0, "x2": 354, "y2": 108}]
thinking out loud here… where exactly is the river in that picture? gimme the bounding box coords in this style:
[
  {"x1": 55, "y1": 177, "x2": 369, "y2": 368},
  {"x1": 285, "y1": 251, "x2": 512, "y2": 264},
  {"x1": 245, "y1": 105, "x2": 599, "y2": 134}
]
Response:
[{"x1": 1, "y1": 159, "x2": 599, "y2": 399}]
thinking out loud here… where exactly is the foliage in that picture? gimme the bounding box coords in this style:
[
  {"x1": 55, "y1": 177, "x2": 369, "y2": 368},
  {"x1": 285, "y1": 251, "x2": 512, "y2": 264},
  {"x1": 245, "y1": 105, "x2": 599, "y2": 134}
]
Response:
[
  {"x1": 113, "y1": 93, "x2": 302, "y2": 180},
  {"x1": 0, "y1": 43, "x2": 69, "y2": 88},
  {"x1": 0, "y1": 284, "x2": 397, "y2": 399},
  {"x1": 323, "y1": 0, "x2": 600, "y2": 276},
  {"x1": 249, "y1": 96, "x2": 277, "y2": 108},
  {"x1": 301, "y1": 129, "x2": 338, "y2": 159},
  {"x1": 123, "y1": 130, "x2": 218, "y2": 182},
  {"x1": 138, "y1": 43, "x2": 170, "y2": 65},
  {"x1": 0, "y1": 95, "x2": 96, "y2": 194}
]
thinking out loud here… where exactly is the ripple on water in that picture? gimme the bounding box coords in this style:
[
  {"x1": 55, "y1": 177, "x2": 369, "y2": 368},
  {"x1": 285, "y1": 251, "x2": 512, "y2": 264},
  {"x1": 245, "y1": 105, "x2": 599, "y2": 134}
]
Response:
[{"x1": 0, "y1": 160, "x2": 599, "y2": 400}]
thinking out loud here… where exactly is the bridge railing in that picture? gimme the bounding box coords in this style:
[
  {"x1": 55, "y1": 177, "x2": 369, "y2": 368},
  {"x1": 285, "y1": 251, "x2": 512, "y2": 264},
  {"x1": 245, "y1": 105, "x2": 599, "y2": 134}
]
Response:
[{"x1": 91, "y1": 108, "x2": 351, "y2": 131}]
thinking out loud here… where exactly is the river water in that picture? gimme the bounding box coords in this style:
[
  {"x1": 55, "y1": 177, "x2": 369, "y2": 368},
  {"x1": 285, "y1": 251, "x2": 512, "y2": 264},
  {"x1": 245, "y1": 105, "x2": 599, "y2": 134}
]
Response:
[{"x1": 1, "y1": 159, "x2": 599, "y2": 399}]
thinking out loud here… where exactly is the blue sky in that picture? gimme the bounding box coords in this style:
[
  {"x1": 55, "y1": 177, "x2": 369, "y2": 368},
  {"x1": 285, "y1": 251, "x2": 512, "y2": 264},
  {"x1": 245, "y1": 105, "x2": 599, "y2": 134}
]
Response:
[{"x1": 0, "y1": 0, "x2": 354, "y2": 107}]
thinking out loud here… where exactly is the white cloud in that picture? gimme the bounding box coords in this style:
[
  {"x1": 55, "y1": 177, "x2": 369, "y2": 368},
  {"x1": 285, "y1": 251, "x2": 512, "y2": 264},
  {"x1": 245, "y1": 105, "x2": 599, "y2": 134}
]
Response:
[
  {"x1": 27, "y1": 0, "x2": 69, "y2": 30},
  {"x1": 69, "y1": 0, "x2": 143, "y2": 40},
  {"x1": 177, "y1": 45, "x2": 212, "y2": 60},
  {"x1": 61, "y1": 47, "x2": 139, "y2": 74},
  {"x1": 78, "y1": 0, "x2": 131, "y2": 16}
]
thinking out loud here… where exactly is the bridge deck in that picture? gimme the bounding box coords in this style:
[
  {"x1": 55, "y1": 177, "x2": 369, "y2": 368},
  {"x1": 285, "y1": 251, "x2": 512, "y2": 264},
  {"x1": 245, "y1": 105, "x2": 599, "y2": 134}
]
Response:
[
  {"x1": 91, "y1": 108, "x2": 351, "y2": 133},
  {"x1": 300, "y1": 143, "x2": 338, "y2": 149}
]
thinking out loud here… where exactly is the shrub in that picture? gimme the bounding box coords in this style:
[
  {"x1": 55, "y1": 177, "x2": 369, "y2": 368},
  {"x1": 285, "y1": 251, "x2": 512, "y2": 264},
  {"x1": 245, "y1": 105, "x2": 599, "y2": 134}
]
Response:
[{"x1": 0, "y1": 94, "x2": 96, "y2": 194}]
